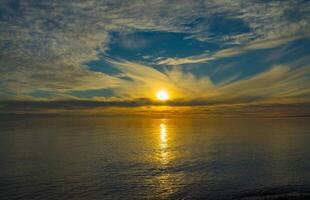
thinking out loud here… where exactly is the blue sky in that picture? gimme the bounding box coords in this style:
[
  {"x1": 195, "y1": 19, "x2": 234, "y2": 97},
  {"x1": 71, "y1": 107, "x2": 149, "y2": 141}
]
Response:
[{"x1": 0, "y1": 0, "x2": 309, "y2": 114}]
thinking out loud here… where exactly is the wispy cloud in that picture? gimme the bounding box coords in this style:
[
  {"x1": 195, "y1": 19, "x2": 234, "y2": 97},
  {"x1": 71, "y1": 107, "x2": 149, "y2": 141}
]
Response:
[
  {"x1": 157, "y1": 35, "x2": 304, "y2": 65},
  {"x1": 85, "y1": 58, "x2": 310, "y2": 106}
]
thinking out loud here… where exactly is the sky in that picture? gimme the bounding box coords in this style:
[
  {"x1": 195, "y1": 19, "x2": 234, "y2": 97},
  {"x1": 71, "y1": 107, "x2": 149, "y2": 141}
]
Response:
[{"x1": 0, "y1": 0, "x2": 309, "y2": 115}]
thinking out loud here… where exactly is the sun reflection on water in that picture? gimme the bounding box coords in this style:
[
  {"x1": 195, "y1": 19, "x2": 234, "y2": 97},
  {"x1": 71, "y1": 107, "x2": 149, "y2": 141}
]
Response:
[
  {"x1": 160, "y1": 123, "x2": 167, "y2": 148},
  {"x1": 155, "y1": 119, "x2": 185, "y2": 198},
  {"x1": 159, "y1": 120, "x2": 170, "y2": 165}
]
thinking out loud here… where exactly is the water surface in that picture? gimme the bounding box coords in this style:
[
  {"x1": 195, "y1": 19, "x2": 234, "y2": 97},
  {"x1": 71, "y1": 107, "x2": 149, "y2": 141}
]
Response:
[{"x1": 0, "y1": 115, "x2": 310, "y2": 199}]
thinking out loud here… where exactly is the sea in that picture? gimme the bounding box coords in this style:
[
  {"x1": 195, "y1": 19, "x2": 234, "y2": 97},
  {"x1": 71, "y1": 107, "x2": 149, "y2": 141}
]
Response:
[{"x1": 0, "y1": 115, "x2": 310, "y2": 199}]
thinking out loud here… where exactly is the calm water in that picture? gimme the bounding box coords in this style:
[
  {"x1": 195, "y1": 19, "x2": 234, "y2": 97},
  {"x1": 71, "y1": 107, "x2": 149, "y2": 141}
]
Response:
[{"x1": 0, "y1": 115, "x2": 310, "y2": 199}]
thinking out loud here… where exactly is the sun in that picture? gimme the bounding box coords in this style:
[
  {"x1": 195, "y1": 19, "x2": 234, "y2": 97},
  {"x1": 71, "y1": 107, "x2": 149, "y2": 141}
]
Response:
[{"x1": 156, "y1": 90, "x2": 169, "y2": 101}]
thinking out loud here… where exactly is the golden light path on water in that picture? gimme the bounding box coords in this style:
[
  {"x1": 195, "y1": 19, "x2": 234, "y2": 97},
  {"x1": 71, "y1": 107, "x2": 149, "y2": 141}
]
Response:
[
  {"x1": 159, "y1": 120, "x2": 169, "y2": 165},
  {"x1": 154, "y1": 119, "x2": 182, "y2": 198}
]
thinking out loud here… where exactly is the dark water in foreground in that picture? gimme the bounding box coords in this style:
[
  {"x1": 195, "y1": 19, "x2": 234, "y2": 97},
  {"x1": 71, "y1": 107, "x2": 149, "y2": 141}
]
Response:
[{"x1": 0, "y1": 115, "x2": 310, "y2": 200}]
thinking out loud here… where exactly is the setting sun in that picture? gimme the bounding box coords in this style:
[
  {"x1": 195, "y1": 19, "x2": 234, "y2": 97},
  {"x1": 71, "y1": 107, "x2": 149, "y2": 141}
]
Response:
[{"x1": 156, "y1": 90, "x2": 169, "y2": 101}]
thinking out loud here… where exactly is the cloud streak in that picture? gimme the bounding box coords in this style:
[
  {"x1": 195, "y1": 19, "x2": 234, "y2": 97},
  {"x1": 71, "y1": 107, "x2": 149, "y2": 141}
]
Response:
[{"x1": 157, "y1": 35, "x2": 305, "y2": 65}]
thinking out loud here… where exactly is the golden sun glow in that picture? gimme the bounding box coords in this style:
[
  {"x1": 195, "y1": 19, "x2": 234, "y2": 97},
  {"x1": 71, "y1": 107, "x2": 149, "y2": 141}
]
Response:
[{"x1": 156, "y1": 90, "x2": 169, "y2": 101}]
